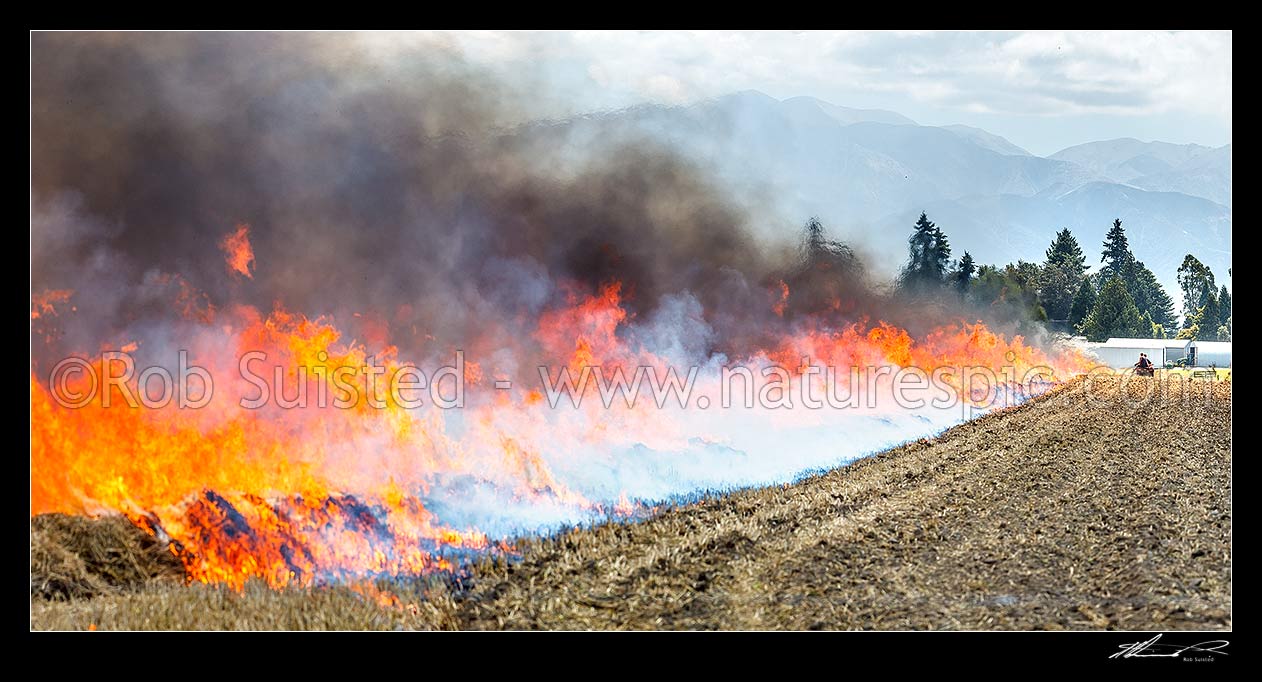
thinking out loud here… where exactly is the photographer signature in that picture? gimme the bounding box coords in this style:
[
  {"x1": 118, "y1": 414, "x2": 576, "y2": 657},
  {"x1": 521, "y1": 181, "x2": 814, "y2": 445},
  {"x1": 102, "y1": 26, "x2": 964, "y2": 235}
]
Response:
[{"x1": 1111, "y1": 634, "x2": 1230, "y2": 659}]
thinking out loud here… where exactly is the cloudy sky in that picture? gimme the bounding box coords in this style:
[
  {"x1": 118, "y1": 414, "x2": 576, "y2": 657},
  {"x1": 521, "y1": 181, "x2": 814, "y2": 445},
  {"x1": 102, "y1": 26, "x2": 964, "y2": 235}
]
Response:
[{"x1": 393, "y1": 30, "x2": 1231, "y2": 156}]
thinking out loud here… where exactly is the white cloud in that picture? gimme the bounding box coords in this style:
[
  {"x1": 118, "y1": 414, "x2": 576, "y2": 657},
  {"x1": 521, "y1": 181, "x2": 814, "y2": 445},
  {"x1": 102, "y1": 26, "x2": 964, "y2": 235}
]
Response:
[
  {"x1": 640, "y1": 74, "x2": 690, "y2": 104},
  {"x1": 378, "y1": 30, "x2": 1231, "y2": 141}
]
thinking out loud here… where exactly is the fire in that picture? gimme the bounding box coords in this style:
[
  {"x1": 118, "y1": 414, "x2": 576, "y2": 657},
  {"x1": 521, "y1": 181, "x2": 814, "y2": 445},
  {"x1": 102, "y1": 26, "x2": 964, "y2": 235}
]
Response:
[
  {"x1": 614, "y1": 491, "x2": 635, "y2": 516},
  {"x1": 30, "y1": 289, "x2": 73, "y2": 320},
  {"x1": 464, "y1": 360, "x2": 483, "y2": 386},
  {"x1": 772, "y1": 280, "x2": 790, "y2": 317},
  {"x1": 768, "y1": 321, "x2": 1085, "y2": 382},
  {"x1": 144, "y1": 272, "x2": 216, "y2": 323},
  {"x1": 31, "y1": 289, "x2": 77, "y2": 346},
  {"x1": 536, "y1": 281, "x2": 630, "y2": 375},
  {"x1": 30, "y1": 248, "x2": 1093, "y2": 592},
  {"x1": 219, "y1": 224, "x2": 255, "y2": 279},
  {"x1": 30, "y1": 305, "x2": 498, "y2": 589}
]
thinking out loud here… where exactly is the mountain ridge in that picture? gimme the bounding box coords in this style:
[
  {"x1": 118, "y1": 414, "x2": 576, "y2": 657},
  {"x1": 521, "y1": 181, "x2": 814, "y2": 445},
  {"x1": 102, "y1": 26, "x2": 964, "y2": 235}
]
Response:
[{"x1": 515, "y1": 91, "x2": 1231, "y2": 298}]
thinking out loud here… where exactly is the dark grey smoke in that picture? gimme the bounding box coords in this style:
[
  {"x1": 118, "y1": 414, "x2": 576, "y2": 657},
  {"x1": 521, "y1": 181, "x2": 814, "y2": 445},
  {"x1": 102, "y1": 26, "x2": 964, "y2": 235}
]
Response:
[{"x1": 32, "y1": 32, "x2": 990, "y2": 374}]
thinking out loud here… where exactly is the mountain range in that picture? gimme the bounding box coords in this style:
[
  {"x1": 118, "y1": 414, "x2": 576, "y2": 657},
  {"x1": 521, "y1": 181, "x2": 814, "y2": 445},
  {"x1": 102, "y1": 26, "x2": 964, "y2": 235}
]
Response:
[{"x1": 522, "y1": 90, "x2": 1231, "y2": 304}]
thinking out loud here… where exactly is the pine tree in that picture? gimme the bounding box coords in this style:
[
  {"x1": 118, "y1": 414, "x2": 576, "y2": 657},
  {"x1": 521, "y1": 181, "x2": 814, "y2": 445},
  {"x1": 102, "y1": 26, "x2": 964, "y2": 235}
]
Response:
[
  {"x1": 1038, "y1": 262, "x2": 1077, "y2": 321},
  {"x1": 1039, "y1": 229, "x2": 1086, "y2": 321},
  {"x1": 933, "y1": 225, "x2": 952, "y2": 273},
  {"x1": 1078, "y1": 277, "x2": 1145, "y2": 342},
  {"x1": 952, "y1": 251, "x2": 976, "y2": 293},
  {"x1": 1137, "y1": 262, "x2": 1176, "y2": 327},
  {"x1": 1217, "y1": 285, "x2": 1232, "y2": 329},
  {"x1": 900, "y1": 212, "x2": 952, "y2": 291},
  {"x1": 1069, "y1": 277, "x2": 1097, "y2": 329},
  {"x1": 1122, "y1": 258, "x2": 1176, "y2": 328},
  {"x1": 1010, "y1": 260, "x2": 1041, "y2": 290},
  {"x1": 800, "y1": 216, "x2": 859, "y2": 272},
  {"x1": 1044, "y1": 228, "x2": 1087, "y2": 280},
  {"x1": 1088, "y1": 270, "x2": 1105, "y2": 293},
  {"x1": 1138, "y1": 310, "x2": 1164, "y2": 339},
  {"x1": 1070, "y1": 277, "x2": 1100, "y2": 328},
  {"x1": 1076, "y1": 217, "x2": 1174, "y2": 327},
  {"x1": 785, "y1": 217, "x2": 863, "y2": 316},
  {"x1": 1199, "y1": 291, "x2": 1221, "y2": 340},
  {"x1": 1100, "y1": 218, "x2": 1131, "y2": 281}
]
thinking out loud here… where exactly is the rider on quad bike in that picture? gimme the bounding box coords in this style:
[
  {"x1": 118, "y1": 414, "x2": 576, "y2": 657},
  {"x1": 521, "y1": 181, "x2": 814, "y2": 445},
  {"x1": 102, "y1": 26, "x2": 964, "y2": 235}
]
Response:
[{"x1": 1134, "y1": 353, "x2": 1155, "y2": 377}]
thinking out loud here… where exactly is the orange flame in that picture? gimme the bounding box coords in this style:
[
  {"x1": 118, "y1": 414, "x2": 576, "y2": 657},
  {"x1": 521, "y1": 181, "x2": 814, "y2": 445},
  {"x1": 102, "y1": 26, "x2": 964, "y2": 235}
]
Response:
[
  {"x1": 31, "y1": 289, "x2": 74, "y2": 320},
  {"x1": 772, "y1": 280, "x2": 789, "y2": 317},
  {"x1": 30, "y1": 257, "x2": 1092, "y2": 591},
  {"x1": 30, "y1": 304, "x2": 500, "y2": 589},
  {"x1": 536, "y1": 281, "x2": 629, "y2": 375},
  {"x1": 219, "y1": 224, "x2": 255, "y2": 279}
]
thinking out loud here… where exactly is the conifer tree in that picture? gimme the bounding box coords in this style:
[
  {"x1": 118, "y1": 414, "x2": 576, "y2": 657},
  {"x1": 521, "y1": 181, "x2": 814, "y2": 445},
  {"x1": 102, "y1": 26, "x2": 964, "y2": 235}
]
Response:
[{"x1": 1079, "y1": 277, "x2": 1144, "y2": 342}]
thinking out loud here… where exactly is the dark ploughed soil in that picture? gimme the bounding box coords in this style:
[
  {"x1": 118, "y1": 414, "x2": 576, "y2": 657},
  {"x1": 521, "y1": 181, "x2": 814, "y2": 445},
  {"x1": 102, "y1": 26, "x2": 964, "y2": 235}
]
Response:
[{"x1": 451, "y1": 375, "x2": 1231, "y2": 630}]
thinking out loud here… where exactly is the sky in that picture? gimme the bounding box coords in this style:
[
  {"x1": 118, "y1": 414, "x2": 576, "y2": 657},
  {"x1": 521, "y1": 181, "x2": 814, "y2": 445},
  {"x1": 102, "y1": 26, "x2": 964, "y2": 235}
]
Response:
[{"x1": 376, "y1": 30, "x2": 1231, "y2": 157}]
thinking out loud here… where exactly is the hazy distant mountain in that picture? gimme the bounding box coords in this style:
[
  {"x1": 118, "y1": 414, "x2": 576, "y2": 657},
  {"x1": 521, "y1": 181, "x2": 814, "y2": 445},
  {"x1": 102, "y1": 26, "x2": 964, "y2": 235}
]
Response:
[
  {"x1": 517, "y1": 92, "x2": 1230, "y2": 299},
  {"x1": 1051, "y1": 139, "x2": 1232, "y2": 207},
  {"x1": 939, "y1": 125, "x2": 1032, "y2": 157},
  {"x1": 780, "y1": 95, "x2": 917, "y2": 127},
  {"x1": 1126, "y1": 144, "x2": 1232, "y2": 208},
  {"x1": 565, "y1": 91, "x2": 1100, "y2": 220},
  {"x1": 1050, "y1": 138, "x2": 1212, "y2": 178}
]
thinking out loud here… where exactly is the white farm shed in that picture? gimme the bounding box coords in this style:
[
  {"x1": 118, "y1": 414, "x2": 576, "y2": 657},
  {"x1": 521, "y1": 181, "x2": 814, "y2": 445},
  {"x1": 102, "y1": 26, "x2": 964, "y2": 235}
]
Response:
[
  {"x1": 1189, "y1": 340, "x2": 1232, "y2": 367},
  {"x1": 1089, "y1": 338, "x2": 1192, "y2": 369}
]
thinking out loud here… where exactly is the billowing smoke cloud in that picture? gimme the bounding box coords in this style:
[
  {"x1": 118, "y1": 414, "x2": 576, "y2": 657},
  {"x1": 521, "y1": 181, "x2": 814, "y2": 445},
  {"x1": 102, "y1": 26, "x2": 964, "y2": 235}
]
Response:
[
  {"x1": 33, "y1": 32, "x2": 852, "y2": 369},
  {"x1": 35, "y1": 32, "x2": 1049, "y2": 381}
]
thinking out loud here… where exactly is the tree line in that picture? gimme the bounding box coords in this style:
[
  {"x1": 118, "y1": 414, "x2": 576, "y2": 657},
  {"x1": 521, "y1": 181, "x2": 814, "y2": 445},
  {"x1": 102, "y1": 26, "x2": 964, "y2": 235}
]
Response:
[{"x1": 895, "y1": 213, "x2": 1231, "y2": 342}]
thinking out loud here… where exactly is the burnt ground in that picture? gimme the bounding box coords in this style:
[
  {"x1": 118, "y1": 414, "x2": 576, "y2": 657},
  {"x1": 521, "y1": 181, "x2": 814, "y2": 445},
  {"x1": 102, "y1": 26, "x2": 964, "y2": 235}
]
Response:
[{"x1": 31, "y1": 375, "x2": 1231, "y2": 630}]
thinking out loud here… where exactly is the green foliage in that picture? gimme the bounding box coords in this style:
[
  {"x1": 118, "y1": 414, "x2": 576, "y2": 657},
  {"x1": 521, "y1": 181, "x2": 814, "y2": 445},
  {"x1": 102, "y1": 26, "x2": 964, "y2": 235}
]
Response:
[
  {"x1": 1100, "y1": 218, "x2": 1130, "y2": 282},
  {"x1": 1038, "y1": 262, "x2": 1078, "y2": 321},
  {"x1": 1216, "y1": 286, "x2": 1231, "y2": 329},
  {"x1": 1139, "y1": 311, "x2": 1165, "y2": 339},
  {"x1": 900, "y1": 212, "x2": 952, "y2": 291},
  {"x1": 1078, "y1": 277, "x2": 1145, "y2": 342},
  {"x1": 1199, "y1": 292, "x2": 1221, "y2": 338},
  {"x1": 1037, "y1": 228, "x2": 1087, "y2": 322},
  {"x1": 1174, "y1": 301, "x2": 1225, "y2": 341},
  {"x1": 1177, "y1": 255, "x2": 1217, "y2": 324},
  {"x1": 1122, "y1": 258, "x2": 1177, "y2": 328},
  {"x1": 1045, "y1": 228, "x2": 1087, "y2": 280},
  {"x1": 1080, "y1": 219, "x2": 1175, "y2": 327},
  {"x1": 974, "y1": 263, "x2": 1047, "y2": 322},
  {"x1": 952, "y1": 251, "x2": 976, "y2": 294},
  {"x1": 1069, "y1": 277, "x2": 1097, "y2": 328},
  {"x1": 886, "y1": 214, "x2": 1220, "y2": 343},
  {"x1": 1216, "y1": 322, "x2": 1231, "y2": 342},
  {"x1": 1007, "y1": 260, "x2": 1040, "y2": 288}
]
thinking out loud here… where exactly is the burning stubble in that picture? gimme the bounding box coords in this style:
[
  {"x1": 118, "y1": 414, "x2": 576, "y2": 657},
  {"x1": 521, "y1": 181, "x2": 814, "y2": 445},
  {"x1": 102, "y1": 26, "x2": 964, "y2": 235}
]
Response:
[{"x1": 31, "y1": 32, "x2": 1096, "y2": 590}]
